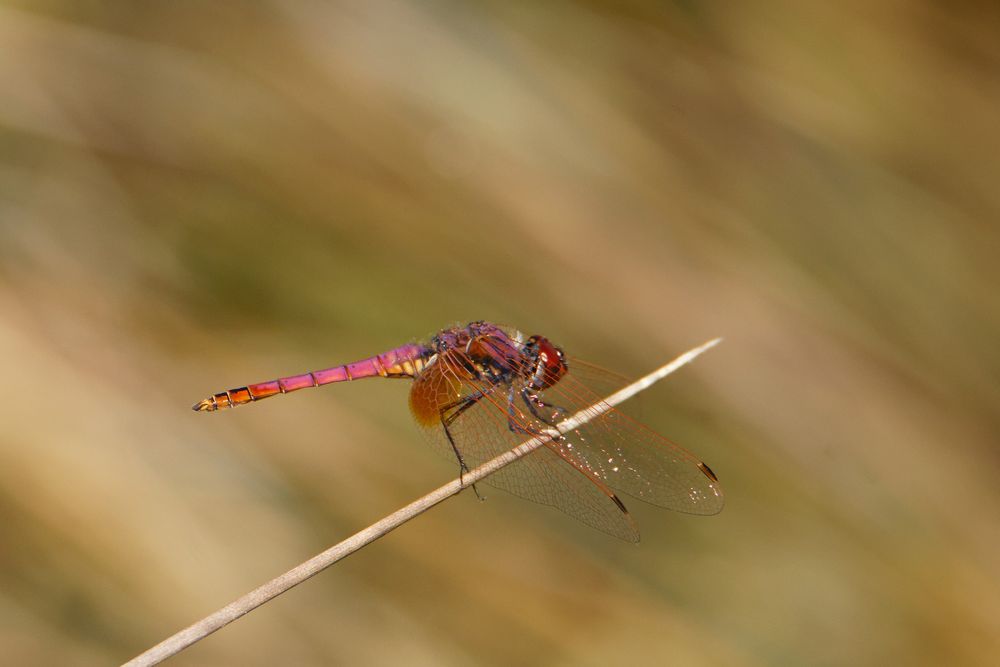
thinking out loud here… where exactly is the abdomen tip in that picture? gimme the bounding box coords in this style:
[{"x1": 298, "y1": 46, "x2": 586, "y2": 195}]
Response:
[{"x1": 193, "y1": 399, "x2": 215, "y2": 412}]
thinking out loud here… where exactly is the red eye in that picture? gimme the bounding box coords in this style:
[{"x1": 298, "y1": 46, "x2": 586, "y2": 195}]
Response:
[{"x1": 532, "y1": 336, "x2": 567, "y2": 387}]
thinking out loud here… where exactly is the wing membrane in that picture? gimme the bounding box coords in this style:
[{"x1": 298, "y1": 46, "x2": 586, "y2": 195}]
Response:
[
  {"x1": 537, "y1": 365, "x2": 724, "y2": 515},
  {"x1": 408, "y1": 338, "x2": 723, "y2": 540},
  {"x1": 411, "y1": 346, "x2": 639, "y2": 541}
]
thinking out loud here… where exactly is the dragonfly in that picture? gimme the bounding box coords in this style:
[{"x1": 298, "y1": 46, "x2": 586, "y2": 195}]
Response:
[{"x1": 193, "y1": 321, "x2": 723, "y2": 541}]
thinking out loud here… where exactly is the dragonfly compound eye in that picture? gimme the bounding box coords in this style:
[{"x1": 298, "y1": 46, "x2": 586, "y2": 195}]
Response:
[{"x1": 528, "y1": 336, "x2": 567, "y2": 388}]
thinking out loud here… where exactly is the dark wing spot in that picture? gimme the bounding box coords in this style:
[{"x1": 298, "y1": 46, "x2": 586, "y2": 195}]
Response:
[
  {"x1": 611, "y1": 493, "x2": 630, "y2": 514},
  {"x1": 698, "y1": 462, "x2": 719, "y2": 482}
]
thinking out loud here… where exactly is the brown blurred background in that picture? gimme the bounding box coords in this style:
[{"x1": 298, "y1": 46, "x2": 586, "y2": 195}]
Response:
[{"x1": 2, "y1": 1, "x2": 999, "y2": 665}]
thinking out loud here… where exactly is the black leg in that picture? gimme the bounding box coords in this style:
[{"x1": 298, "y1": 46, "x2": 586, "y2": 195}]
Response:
[
  {"x1": 438, "y1": 387, "x2": 498, "y2": 499},
  {"x1": 505, "y1": 386, "x2": 532, "y2": 435},
  {"x1": 502, "y1": 388, "x2": 568, "y2": 460},
  {"x1": 440, "y1": 396, "x2": 477, "y2": 474},
  {"x1": 521, "y1": 388, "x2": 568, "y2": 427}
]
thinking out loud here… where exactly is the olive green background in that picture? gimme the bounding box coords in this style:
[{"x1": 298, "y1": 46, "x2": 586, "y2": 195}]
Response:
[{"x1": 1, "y1": 2, "x2": 998, "y2": 665}]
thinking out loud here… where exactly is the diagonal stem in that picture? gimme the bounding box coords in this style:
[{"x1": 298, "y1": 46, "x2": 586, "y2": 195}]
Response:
[{"x1": 122, "y1": 337, "x2": 722, "y2": 667}]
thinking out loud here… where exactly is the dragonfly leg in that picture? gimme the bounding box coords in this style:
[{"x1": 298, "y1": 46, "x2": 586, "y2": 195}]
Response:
[
  {"x1": 504, "y1": 386, "x2": 534, "y2": 435},
  {"x1": 517, "y1": 390, "x2": 632, "y2": 518},
  {"x1": 520, "y1": 388, "x2": 569, "y2": 427},
  {"x1": 502, "y1": 386, "x2": 564, "y2": 437},
  {"x1": 441, "y1": 397, "x2": 477, "y2": 475},
  {"x1": 503, "y1": 387, "x2": 570, "y2": 464},
  {"x1": 440, "y1": 389, "x2": 496, "y2": 499}
]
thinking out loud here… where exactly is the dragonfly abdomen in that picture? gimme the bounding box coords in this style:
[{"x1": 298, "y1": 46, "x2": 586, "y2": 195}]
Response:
[{"x1": 193, "y1": 343, "x2": 428, "y2": 412}]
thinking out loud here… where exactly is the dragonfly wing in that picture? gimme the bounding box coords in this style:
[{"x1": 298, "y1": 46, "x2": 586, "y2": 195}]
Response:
[
  {"x1": 489, "y1": 441, "x2": 640, "y2": 542},
  {"x1": 410, "y1": 347, "x2": 640, "y2": 541},
  {"x1": 535, "y1": 369, "x2": 725, "y2": 515}
]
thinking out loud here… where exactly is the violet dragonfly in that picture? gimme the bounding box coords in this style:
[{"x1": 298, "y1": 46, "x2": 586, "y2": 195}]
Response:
[{"x1": 193, "y1": 321, "x2": 723, "y2": 541}]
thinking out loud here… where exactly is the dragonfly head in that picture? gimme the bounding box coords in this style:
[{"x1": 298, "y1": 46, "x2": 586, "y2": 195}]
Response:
[{"x1": 524, "y1": 335, "x2": 567, "y2": 389}]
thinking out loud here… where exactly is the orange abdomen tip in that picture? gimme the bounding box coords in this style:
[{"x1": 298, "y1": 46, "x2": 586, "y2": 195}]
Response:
[{"x1": 193, "y1": 398, "x2": 216, "y2": 412}]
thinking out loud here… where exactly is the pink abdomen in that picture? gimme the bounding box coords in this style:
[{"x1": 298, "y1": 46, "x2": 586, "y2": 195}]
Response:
[{"x1": 193, "y1": 343, "x2": 427, "y2": 411}]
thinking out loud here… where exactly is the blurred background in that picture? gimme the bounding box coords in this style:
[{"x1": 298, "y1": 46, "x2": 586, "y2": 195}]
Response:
[{"x1": 1, "y1": 1, "x2": 998, "y2": 665}]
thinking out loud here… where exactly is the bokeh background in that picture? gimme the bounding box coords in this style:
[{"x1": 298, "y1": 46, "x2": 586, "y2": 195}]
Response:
[{"x1": 2, "y1": 1, "x2": 999, "y2": 665}]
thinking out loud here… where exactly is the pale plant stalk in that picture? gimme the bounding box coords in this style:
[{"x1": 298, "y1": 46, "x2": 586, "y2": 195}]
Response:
[{"x1": 122, "y1": 337, "x2": 722, "y2": 667}]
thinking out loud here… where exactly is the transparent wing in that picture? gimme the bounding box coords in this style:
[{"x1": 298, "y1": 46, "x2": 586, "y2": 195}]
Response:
[
  {"x1": 409, "y1": 346, "x2": 640, "y2": 541},
  {"x1": 538, "y1": 359, "x2": 724, "y2": 515}
]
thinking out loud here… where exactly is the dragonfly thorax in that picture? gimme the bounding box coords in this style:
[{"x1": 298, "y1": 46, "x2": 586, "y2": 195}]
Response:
[
  {"x1": 426, "y1": 322, "x2": 523, "y2": 382},
  {"x1": 425, "y1": 323, "x2": 567, "y2": 392}
]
